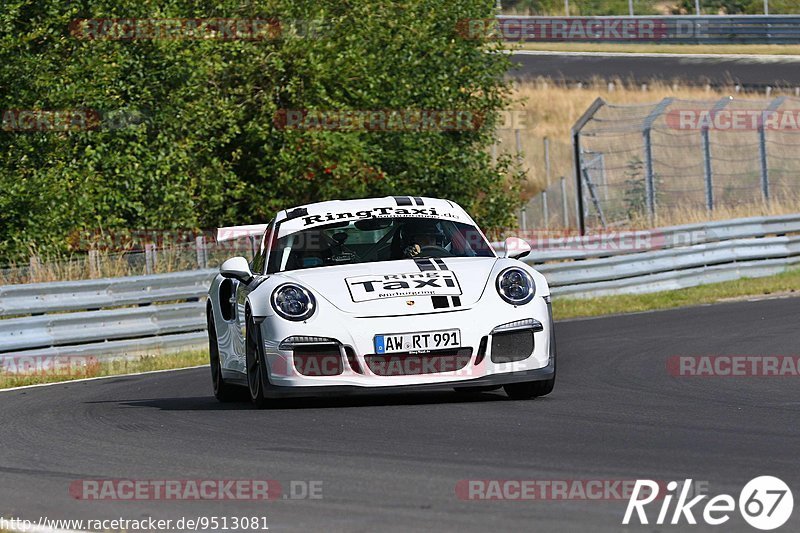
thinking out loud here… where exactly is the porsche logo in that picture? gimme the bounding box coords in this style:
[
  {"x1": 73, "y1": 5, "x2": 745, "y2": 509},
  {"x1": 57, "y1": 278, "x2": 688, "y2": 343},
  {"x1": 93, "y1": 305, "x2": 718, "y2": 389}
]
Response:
[{"x1": 406, "y1": 300, "x2": 415, "y2": 306}]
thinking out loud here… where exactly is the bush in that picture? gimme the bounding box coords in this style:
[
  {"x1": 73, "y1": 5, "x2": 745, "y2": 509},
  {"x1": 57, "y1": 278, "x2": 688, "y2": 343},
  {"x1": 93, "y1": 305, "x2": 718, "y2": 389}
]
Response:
[{"x1": 0, "y1": 0, "x2": 523, "y2": 262}]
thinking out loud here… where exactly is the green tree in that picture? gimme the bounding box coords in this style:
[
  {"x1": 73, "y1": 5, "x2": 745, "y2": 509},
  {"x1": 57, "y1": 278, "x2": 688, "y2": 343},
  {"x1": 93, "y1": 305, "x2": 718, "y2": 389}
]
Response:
[{"x1": 0, "y1": 0, "x2": 523, "y2": 262}]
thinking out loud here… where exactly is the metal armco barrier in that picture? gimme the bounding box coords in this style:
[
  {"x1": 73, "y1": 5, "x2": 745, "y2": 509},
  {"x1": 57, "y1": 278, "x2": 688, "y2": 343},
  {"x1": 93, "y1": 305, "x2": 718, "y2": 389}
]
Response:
[
  {"x1": 493, "y1": 16, "x2": 800, "y2": 44},
  {"x1": 0, "y1": 270, "x2": 216, "y2": 363},
  {"x1": 0, "y1": 269, "x2": 216, "y2": 316},
  {"x1": 500, "y1": 214, "x2": 800, "y2": 296},
  {"x1": 0, "y1": 214, "x2": 798, "y2": 362}
]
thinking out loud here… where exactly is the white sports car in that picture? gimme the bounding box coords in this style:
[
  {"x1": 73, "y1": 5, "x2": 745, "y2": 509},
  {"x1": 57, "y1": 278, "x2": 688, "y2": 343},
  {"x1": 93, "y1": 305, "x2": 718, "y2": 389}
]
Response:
[{"x1": 207, "y1": 196, "x2": 556, "y2": 406}]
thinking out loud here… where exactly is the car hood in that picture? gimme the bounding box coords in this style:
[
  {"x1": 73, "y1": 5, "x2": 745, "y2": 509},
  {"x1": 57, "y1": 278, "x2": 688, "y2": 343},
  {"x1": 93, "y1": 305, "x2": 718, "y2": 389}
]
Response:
[{"x1": 279, "y1": 257, "x2": 497, "y2": 316}]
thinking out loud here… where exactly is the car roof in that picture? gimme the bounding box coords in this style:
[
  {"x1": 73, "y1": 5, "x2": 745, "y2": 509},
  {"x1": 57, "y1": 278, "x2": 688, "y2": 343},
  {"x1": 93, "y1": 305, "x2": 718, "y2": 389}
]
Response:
[
  {"x1": 217, "y1": 196, "x2": 477, "y2": 243},
  {"x1": 275, "y1": 196, "x2": 472, "y2": 225}
]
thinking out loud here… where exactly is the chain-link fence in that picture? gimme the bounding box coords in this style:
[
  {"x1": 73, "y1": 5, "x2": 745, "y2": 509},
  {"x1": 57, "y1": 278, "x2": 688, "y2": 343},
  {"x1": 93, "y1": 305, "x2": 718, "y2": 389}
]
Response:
[
  {"x1": 0, "y1": 235, "x2": 260, "y2": 285},
  {"x1": 566, "y1": 96, "x2": 800, "y2": 232}
]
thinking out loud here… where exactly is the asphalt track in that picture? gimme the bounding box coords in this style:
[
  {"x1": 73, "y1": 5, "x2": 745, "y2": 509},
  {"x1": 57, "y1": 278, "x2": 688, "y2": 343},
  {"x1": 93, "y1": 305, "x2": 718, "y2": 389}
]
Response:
[
  {"x1": 510, "y1": 51, "x2": 800, "y2": 88},
  {"x1": 1, "y1": 296, "x2": 799, "y2": 532}
]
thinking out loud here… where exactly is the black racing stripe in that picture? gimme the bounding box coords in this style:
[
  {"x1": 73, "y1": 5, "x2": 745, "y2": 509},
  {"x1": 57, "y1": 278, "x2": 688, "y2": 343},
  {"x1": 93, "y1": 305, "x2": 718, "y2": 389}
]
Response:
[
  {"x1": 414, "y1": 258, "x2": 448, "y2": 308},
  {"x1": 413, "y1": 196, "x2": 424, "y2": 206},
  {"x1": 434, "y1": 259, "x2": 459, "y2": 306},
  {"x1": 432, "y1": 296, "x2": 450, "y2": 309},
  {"x1": 394, "y1": 196, "x2": 413, "y2": 206},
  {"x1": 414, "y1": 258, "x2": 436, "y2": 271}
]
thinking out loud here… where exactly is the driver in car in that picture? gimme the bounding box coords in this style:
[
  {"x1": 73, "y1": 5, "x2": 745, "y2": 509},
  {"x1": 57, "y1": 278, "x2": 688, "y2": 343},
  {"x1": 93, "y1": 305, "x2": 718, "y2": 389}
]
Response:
[{"x1": 401, "y1": 220, "x2": 447, "y2": 258}]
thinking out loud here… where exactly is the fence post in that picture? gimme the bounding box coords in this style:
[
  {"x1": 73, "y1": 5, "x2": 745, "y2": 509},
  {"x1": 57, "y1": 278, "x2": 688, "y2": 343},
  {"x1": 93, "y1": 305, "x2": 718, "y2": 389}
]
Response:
[
  {"x1": 195, "y1": 236, "x2": 208, "y2": 269},
  {"x1": 702, "y1": 126, "x2": 714, "y2": 213},
  {"x1": 88, "y1": 249, "x2": 100, "y2": 278},
  {"x1": 515, "y1": 129, "x2": 528, "y2": 231},
  {"x1": 702, "y1": 97, "x2": 733, "y2": 214},
  {"x1": 145, "y1": 243, "x2": 157, "y2": 275},
  {"x1": 643, "y1": 129, "x2": 656, "y2": 224},
  {"x1": 28, "y1": 255, "x2": 40, "y2": 283},
  {"x1": 641, "y1": 98, "x2": 675, "y2": 226},
  {"x1": 560, "y1": 176, "x2": 569, "y2": 228},
  {"x1": 544, "y1": 137, "x2": 551, "y2": 187},
  {"x1": 759, "y1": 97, "x2": 786, "y2": 205},
  {"x1": 542, "y1": 191, "x2": 549, "y2": 230},
  {"x1": 571, "y1": 98, "x2": 606, "y2": 236}
]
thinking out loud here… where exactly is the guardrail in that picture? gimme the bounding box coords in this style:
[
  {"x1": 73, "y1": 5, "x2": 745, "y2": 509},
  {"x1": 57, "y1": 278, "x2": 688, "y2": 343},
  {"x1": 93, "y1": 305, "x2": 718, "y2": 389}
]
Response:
[
  {"x1": 0, "y1": 270, "x2": 216, "y2": 361},
  {"x1": 494, "y1": 16, "x2": 800, "y2": 44},
  {"x1": 1, "y1": 214, "x2": 798, "y2": 363},
  {"x1": 508, "y1": 214, "x2": 800, "y2": 296}
]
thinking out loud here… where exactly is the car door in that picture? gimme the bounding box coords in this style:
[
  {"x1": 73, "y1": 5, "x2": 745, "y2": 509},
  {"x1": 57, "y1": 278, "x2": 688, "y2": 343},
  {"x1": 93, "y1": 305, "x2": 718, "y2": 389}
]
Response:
[{"x1": 231, "y1": 221, "x2": 274, "y2": 369}]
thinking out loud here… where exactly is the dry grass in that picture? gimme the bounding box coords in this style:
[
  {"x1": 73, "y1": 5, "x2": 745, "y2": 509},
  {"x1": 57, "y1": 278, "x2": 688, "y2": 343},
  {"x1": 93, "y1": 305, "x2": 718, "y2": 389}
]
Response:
[
  {"x1": 502, "y1": 79, "x2": 800, "y2": 227},
  {"x1": 0, "y1": 241, "x2": 253, "y2": 285},
  {"x1": 624, "y1": 192, "x2": 800, "y2": 227},
  {"x1": 0, "y1": 350, "x2": 208, "y2": 389}
]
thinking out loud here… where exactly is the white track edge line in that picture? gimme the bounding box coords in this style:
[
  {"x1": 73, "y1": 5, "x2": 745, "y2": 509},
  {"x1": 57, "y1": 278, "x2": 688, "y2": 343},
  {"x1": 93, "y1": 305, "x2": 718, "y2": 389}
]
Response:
[{"x1": 0, "y1": 365, "x2": 208, "y2": 393}]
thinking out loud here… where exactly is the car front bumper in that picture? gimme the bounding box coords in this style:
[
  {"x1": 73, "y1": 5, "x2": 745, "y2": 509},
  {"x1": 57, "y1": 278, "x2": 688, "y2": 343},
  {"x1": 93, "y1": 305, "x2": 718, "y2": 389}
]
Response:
[{"x1": 258, "y1": 296, "x2": 556, "y2": 396}]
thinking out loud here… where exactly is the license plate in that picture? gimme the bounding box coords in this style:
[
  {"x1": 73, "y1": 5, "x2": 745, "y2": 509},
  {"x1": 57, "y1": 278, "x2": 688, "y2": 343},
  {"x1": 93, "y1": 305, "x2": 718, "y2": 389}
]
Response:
[{"x1": 374, "y1": 329, "x2": 461, "y2": 355}]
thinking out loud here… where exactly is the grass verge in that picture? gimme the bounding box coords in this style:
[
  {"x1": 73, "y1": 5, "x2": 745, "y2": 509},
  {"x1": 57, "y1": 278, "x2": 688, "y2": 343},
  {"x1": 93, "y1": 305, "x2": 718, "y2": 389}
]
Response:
[
  {"x1": 514, "y1": 43, "x2": 800, "y2": 56},
  {"x1": 553, "y1": 268, "x2": 800, "y2": 320},
  {"x1": 0, "y1": 349, "x2": 208, "y2": 390}
]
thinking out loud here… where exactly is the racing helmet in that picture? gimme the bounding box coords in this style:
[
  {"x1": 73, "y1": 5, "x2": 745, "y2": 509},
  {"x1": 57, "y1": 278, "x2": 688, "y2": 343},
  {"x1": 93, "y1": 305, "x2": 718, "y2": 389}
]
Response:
[{"x1": 399, "y1": 219, "x2": 446, "y2": 247}]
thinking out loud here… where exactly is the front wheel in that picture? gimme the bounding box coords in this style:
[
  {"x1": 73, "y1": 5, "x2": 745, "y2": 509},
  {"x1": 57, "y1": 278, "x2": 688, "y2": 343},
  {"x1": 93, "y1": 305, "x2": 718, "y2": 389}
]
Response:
[
  {"x1": 503, "y1": 377, "x2": 555, "y2": 400},
  {"x1": 245, "y1": 309, "x2": 269, "y2": 408},
  {"x1": 208, "y1": 311, "x2": 237, "y2": 402},
  {"x1": 506, "y1": 307, "x2": 558, "y2": 400}
]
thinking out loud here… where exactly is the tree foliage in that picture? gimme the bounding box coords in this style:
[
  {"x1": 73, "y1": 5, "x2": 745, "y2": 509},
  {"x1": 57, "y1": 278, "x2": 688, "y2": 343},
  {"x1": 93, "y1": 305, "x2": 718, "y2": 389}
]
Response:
[{"x1": 0, "y1": 0, "x2": 523, "y2": 261}]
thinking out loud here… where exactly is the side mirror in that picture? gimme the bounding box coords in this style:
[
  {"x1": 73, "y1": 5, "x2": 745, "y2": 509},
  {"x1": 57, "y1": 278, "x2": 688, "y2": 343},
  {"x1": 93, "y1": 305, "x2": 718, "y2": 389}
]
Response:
[
  {"x1": 503, "y1": 237, "x2": 531, "y2": 260},
  {"x1": 220, "y1": 256, "x2": 253, "y2": 282}
]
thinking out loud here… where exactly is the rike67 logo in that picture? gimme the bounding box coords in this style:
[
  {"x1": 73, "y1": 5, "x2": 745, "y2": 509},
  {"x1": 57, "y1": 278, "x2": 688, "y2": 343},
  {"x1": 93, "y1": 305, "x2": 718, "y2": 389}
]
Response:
[{"x1": 623, "y1": 477, "x2": 793, "y2": 530}]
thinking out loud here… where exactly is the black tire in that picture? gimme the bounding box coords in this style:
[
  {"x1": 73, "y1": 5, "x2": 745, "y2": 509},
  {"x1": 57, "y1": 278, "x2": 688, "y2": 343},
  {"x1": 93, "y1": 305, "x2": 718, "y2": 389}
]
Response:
[
  {"x1": 245, "y1": 308, "x2": 269, "y2": 409},
  {"x1": 503, "y1": 377, "x2": 555, "y2": 400},
  {"x1": 208, "y1": 310, "x2": 237, "y2": 402},
  {"x1": 504, "y1": 305, "x2": 558, "y2": 400}
]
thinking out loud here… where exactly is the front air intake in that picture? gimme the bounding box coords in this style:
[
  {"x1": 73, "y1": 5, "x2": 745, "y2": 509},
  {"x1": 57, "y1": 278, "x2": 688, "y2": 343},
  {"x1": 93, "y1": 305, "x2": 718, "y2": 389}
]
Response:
[
  {"x1": 364, "y1": 348, "x2": 473, "y2": 376},
  {"x1": 490, "y1": 330, "x2": 534, "y2": 363},
  {"x1": 293, "y1": 344, "x2": 344, "y2": 376}
]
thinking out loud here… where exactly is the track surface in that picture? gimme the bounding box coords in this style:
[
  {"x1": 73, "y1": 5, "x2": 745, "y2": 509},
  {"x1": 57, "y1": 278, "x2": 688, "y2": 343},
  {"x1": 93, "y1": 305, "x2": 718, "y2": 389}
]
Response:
[
  {"x1": 510, "y1": 51, "x2": 800, "y2": 87},
  {"x1": 1, "y1": 297, "x2": 799, "y2": 532}
]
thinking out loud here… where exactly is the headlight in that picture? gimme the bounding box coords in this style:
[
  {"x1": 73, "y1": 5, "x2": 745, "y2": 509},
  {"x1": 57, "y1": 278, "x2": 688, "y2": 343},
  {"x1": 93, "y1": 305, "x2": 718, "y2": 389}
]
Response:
[
  {"x1": 496, "y1": 267, "x2": 535, "y2": 305},
  {"x1": 271, "y1": 284, "x2": 316, "y2": 321}
]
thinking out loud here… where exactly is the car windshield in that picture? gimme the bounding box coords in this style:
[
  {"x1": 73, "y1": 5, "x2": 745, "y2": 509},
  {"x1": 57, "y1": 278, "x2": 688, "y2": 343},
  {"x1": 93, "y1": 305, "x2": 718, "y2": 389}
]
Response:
[{"x1": 266, "y1": 217, "x2": 494, "y2": 273}]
